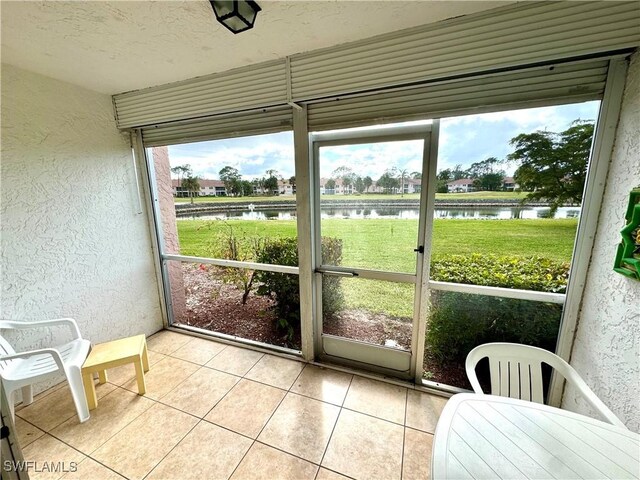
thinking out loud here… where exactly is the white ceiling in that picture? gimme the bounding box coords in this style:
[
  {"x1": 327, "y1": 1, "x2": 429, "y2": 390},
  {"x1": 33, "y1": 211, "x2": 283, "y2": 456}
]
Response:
[{"x1": 1, "y1": 1, "x2": 509, "y2": 95}]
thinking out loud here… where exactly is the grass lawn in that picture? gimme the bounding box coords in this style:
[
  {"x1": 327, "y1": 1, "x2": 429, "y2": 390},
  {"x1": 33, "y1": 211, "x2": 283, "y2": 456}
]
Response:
[
  {"x1": 175, "y1": 191, "x2": 528, "y2": 203},
  {"x1": 177, "y1": 218, "x2": 578, "y2": 317}
]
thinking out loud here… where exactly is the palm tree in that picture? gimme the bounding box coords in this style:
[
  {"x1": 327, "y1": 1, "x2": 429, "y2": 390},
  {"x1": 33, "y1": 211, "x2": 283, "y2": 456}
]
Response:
[
  {"x1": 398, "y1": 168, "x2": 409, "y2": 197},
  {"x1": 363, "y1": 176, "x2": 373, "y2": 192},
  {"x1": 181, "y1": 176, "x2": 200, "y2": 204},
  {"x1": 171, "y1": 164, "x2": 192, "y2": 197}
]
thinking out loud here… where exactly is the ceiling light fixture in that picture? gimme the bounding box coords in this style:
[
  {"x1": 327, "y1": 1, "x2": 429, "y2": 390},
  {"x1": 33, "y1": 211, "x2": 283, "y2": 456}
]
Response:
[{"x1": 209, "y1": 0, "x2": 261, "y2": 34}]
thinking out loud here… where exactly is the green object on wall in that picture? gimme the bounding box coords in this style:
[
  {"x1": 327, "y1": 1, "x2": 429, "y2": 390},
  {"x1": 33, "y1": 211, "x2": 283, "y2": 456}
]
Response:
[{"x1": 613, "y1": 188, "x2": 640, "y2": 280}]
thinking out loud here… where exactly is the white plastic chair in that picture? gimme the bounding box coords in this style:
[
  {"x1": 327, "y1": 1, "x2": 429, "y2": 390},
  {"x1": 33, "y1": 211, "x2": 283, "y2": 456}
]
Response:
[
  {"x1": 0, "y1": 318, "x2": 91, "y2": 423},
  {"x1": 465, "y1": 342, "x2": 625, "y2": 428}
]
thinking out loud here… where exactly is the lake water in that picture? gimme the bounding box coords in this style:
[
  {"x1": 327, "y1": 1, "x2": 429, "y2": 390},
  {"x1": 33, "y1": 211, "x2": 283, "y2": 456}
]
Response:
[{"x1": 177, "y1": 206, "x2": 580, "y2": 221}]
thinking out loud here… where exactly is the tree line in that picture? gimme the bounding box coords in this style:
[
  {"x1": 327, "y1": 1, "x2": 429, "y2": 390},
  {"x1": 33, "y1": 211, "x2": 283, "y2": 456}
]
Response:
[
  {"x1": 218, "y1": 166, "x2": 296, "y2": 197},
  {"x1": 325, "y1": 166, "x2": 421, "y2": 196},
  {"x1": 437, "y1": 120, "x2": 594, "y2": 209},
  {"x1": 171, "y1": 119, "x2": 594, "y2": 210}
]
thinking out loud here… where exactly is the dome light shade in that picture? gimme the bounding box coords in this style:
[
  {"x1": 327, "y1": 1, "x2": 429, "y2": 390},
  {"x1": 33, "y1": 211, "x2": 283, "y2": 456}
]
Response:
[{"x1": 210, "y1": 1, "x2": 261, "y2": 34}]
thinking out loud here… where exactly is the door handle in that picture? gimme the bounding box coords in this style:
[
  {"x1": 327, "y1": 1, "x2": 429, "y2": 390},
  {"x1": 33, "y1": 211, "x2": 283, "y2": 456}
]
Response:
[
  {"x1": 316, "y1": 269, "x2": 359, "y2": 277},
  {"x1": 414, "y1": 246, "x2": 424, "y2": 254}
]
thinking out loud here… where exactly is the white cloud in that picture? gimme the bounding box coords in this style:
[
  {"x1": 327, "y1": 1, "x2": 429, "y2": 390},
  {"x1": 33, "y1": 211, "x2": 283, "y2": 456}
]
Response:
[
  {"x1": 437, "y1": 101, "x2": 601, "y2": 175},
  {"x1": 164, "y1": 101, "x2": 601, "y2": 180},
  {"x1": 320, "y1": 140, "x2": 423, "y2": 180},
  {"x1": 168, "y1": 132, "x2": 295, "y2": 180}
]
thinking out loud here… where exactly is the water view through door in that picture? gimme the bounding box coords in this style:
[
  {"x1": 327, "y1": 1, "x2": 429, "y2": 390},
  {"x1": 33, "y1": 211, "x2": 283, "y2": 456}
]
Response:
[{"x1": 312, "y1": 123, "x2": 437, "y2": 377}]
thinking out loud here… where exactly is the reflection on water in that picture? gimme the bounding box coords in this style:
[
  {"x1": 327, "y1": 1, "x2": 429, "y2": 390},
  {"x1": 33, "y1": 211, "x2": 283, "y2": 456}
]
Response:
[
  {"x1": 434, "y1": 207, "x2": 580, "y2": 220},
  {"x1": 177, "y1": 206, "x2": 581, "y2": 221},
  {"x1": 178, "y1": 210, "x2": 295, "y2": 221}
]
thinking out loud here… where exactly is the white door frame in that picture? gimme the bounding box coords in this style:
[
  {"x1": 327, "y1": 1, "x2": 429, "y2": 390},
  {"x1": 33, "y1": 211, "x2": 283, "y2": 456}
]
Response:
[{"x1": 308, "y1": 122, "x2": 439, "y2": 379}]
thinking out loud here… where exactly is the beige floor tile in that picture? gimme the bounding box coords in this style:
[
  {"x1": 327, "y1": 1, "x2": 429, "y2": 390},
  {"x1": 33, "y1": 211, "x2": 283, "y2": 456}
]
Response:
[
  {"x1": 15, "y1": 382, "x2": 66, "y2": 412},
  {"x1": 92, "y1": 403, "x2": 198, "y2": 480},
  {"x1": 230, "y1": 442, "x2": 318, "y2": 480},
  {"x1": 106, "y1": 350, "x2": 165, "y2": 386},
  {"x1": 245, "y1": 354, "x2": 304, "y2": 390},
  {"x1": 322, "y1": 409, "x2": 404, "y2": 480},
  {"x1": 405, "y1": 390, "x2": 448, "y2": 433},
  {"x1": 147, "y1": 421, "x2": 252, "y2": 480},
  {"x1": 146, "y1": 330, "x2": 194, "y2": 355},
  {"x1": 17, "y1": 382, "x2": 116, "y2": 432},
  {"x1": 206, "y1": 345, "x2": 264, "y2": 376},
  {"x1": 14, "y1": 417, "x2": 45, "y2": 448},
  {"x1": 51, "y1": 387, "x2": 155, "y2": 454},
  {"x1": 316, "y1": 468, "x2": 352, "y2": 480},
  {"x1": 343, "y1": 376, "x2": 407, "y2": 424},
  {"x1": 21, "y1": 434, "x2": 85, "y2": 480},
  {"x1": 170, "y1": 336, "x2": 227, "y2": 365},
  {"x1": 205, "y1": 379, "x2": 285, "y2": 438},
  {"x1": 120, "y1": 355, "x2": 199, "y2": 400},
  {"x1": 60, "y1": 458, "x2": 126, "y2": 480},
  {"x1": 258, "y1": 392, "x2": 340, "y2": 463},
  {"x1": 162, "y1": 366, "x2": 240, "y2": 417},
  {"x1": 402, "y1": 427, "x2": 433, "y2": 480},
  {"x1": 290, "y1": 365, "x2": 352, "y2": 406}
]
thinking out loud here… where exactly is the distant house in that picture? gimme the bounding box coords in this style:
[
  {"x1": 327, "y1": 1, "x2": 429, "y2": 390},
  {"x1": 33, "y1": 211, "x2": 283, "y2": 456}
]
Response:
[
  {"x1": 502, "y1": 176, "x2": 518, "y2": 191},
  {"x1": 446, "y1": 178, "x2": 476, "y2": 193},
  {"x1": 279, "y1": 179, "x2": 296, "y2": 195},
  {"x1": 319, "y1": 178, "x2": 354, "y2": 195},
  {"x1": 403, "y1": 178, "x2": 421, "y2": 194},
  {"x1": 172, "y1": 178, "x2": 226, "y2": 197},
  {"x1": 319, "y1": 177, "x2": 421, "y2": 195}
]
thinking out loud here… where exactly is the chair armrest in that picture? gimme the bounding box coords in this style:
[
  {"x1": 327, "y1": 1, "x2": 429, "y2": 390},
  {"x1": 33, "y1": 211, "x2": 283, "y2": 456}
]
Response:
[
  {"x1": 551, "y1": 356, "x2": 627, "y2": 429},
  {"x1": 562, "y1": 366, "x2": 627, "y2": 428},
  {"x1": 0, "y1": 348, "x2": 66, "y2": 371},
  {"x1": 0, "y1": 318, "x2": 82, "y2": 340}
]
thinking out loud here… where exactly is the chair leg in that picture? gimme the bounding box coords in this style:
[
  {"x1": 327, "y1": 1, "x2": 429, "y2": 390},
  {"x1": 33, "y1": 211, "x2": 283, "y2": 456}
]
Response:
[
  {"x1": 6, "y1": 387, "x2": 16, "y2": 422},
  {"x1": 21, "y1": 385, "x2": 33, "y2": 406},
  {"x1": 66, "y1": 366, "x2": 90, "y2": 423}
]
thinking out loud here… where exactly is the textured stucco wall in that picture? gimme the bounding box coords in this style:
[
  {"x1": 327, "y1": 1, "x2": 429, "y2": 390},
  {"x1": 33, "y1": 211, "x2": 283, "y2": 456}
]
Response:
[
  {"x1": 151, "y1": 147, "x2": 186, "y2": 319},
  {"x1": 1, "y1": 64, "x2": 163, "y2": 390},
  {"x1": 563, "y1": 53, "x2": 640, "y2": 431}
]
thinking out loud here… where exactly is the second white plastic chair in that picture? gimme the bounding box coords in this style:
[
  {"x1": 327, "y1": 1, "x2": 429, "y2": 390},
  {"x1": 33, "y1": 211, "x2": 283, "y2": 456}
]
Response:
[
  {"x1": 0, "y1": 318, "x2": 91, "y2": 423},
  {"x1": 465, "y1": 342, "x2": 625, "y2": 428}
]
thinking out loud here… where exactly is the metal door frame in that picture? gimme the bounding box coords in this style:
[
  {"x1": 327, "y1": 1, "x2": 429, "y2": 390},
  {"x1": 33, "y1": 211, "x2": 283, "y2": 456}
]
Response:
[{"x1": 310, "y1": 122, "x2": 439, "y2": 379}]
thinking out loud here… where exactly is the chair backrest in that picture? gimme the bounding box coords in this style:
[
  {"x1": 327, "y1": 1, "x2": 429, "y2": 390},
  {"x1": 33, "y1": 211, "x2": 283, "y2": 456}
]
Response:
[
  {"x1": 465, "y1": 342, "x2": 626, "y2": 427},
  {"x1": 0, "y1": 331, "x2": 17, "y2": 372},
  {"x1": 466, "y1": 342, "x2": 552, "y2": 403}
]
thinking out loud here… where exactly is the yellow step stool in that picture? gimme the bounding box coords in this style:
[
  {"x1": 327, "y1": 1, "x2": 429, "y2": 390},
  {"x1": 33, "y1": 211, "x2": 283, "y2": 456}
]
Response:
[{"x1": 82, "y1": 334, "x2": 149, "y2": 410}]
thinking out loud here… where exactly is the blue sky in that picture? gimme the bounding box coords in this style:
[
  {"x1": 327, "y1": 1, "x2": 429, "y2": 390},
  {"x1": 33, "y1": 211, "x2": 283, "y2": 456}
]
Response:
[{"x1": 168, "y1": 101, "x2": 600, "y2": 180}]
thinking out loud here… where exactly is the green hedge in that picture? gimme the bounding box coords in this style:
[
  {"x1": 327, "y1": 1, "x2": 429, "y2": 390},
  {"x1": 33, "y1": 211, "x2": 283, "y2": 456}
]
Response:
[
  {"x1": 255, "y1": 237, "x2": 344, "y2": 335},
  {"x1": 426, "y1": 254, "x2": 566, "y2": 369},
  {"x1": 431, "y1": 254, "x2": 569, "y2": 293},
  {"x1": 426, "y1": 291, "x2": 562, "y2": 365}
]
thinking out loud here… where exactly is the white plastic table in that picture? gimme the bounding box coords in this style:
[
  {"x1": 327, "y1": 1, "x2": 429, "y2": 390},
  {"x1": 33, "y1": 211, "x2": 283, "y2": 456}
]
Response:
[{"x1": 432, "y1": 393, "x2": 640, "y2": 479}]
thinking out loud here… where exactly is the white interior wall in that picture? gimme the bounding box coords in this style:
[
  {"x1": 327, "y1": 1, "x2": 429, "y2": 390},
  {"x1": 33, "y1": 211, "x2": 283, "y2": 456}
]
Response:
[
  {"x1": 563, "y1": 53, "x2": 640, "y2": 432},
  {"x1": 0, "y1": 64, "x2": 163, "y2": 394}
]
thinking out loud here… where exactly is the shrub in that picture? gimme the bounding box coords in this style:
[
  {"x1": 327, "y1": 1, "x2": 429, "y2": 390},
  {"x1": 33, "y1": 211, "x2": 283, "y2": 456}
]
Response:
[
  {"x1": 255, "y1": 237, "x2": 344, "y2": 336},
  {"x1": 426, "y1": 254, "x2": 566, "y2": 368},
  {"x1": 320, "y1": 237, "x2": 345, "y2": 317},
  {"x1": 426, "y1": 291, "x2": 562, "y2": 365},
  {"x1": 430, "y1": 254, "x2": 569, "y2": 293},
  {"x1": 204, "y1": 222, "x2": 263, "y2": 304},
  {"x1": 255, "y1": 238, "x2": 300, "y2": 339}
]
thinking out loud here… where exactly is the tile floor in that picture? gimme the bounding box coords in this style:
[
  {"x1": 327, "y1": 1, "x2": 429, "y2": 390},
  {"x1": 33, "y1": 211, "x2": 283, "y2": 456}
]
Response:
[{"x1": 14, "y1": 330, "x2": 448, "y2": 480}]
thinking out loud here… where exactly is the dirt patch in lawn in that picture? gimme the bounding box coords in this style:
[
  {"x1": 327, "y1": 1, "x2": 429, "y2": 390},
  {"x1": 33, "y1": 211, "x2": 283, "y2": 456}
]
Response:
[
  {"x1": 323, "y1": 310, "x2": 412, "y2": 350},
  {"x1": 176, "y1": 264, "x2": 470, "y2": 389},
  {"x1": 176, "y1": 264, "x2": 301, "y2": 350},
  {"x1": 422, "y1": 351, "x2": 472, "y2": 390}
]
